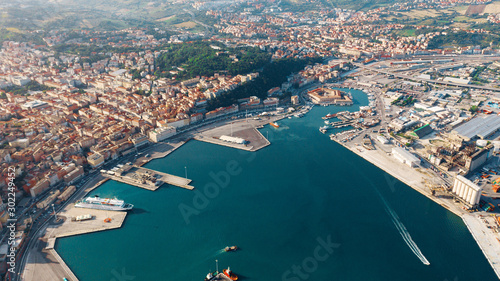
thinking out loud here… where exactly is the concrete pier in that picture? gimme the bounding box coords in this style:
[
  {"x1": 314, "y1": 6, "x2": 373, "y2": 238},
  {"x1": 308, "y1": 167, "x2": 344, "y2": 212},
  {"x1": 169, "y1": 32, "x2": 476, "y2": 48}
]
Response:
[
  {"x1": 213, "y1": 273, "x2": 233, "y2": 281},
  {"x1": 23, "y1": 205, "x2": 127, "y2": 281},
  {"x1": 330, "y1": 135, "x2": 500, "y2": 279},
  {"x1": 193, "y1": 119, "x2": 272, "y2": 151},
  {"x1": 23, "y1": 244, "x2": 80, "y2": 281},
  {"x1": 138, "y1": 166, "x2": 194, "y2": 190},
  {"x1": 102, "y1": 165, "x2": 194, "y2": 191}
]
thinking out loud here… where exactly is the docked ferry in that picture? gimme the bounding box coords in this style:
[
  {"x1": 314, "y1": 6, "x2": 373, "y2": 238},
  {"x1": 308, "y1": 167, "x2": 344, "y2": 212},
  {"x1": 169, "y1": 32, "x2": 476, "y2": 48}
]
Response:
[{"x1": 75, "y1": 195, "x2": 133, "y2": 211}]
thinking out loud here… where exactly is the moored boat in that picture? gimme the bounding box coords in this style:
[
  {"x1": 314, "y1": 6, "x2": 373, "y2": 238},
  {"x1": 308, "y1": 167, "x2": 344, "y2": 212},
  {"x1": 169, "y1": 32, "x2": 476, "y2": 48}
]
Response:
[
  {"x1": 269, "y1": 122, "x2": 279, "y2": 128},
  {"x1": 75, "y1": 195, "x2": 133, "y2": 211},
  {"x1": 223, "y1": 267, "x2": 238, "y2": 281},
  {"x1": 205, "y1": 272, "x2": 217, "y2": 281},
  {"x1": 322, "y1": 113, "x2": 337, "y2": 120}
]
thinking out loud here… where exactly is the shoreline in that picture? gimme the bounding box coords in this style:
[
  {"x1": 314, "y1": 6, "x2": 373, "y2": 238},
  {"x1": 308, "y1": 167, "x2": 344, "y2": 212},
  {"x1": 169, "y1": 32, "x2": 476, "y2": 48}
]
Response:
[
  {"x1": 330, "y1": 137, "x2": 500, "y2": 279},
  {"x1": 22, "y1": 140, "x2": 189, "y2": 281},
  {"x1": 21, "y1": 112, "x2": 286, "y2": 281},
  {"x1": 23, "y1": 103, "x2": 500, "y2": 280}
]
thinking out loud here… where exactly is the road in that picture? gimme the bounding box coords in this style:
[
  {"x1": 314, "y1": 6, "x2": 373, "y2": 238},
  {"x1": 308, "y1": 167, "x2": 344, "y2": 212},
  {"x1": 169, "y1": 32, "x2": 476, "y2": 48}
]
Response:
[
  {"x1": 11, "y1": 173, "x2": 105, "y2": 281},
  {"x1": 183, "y1": 8, "x2": 214, "y2": 36},
  {"x1": 353, "y1": 62, "x2": 500, "y2": 92}
]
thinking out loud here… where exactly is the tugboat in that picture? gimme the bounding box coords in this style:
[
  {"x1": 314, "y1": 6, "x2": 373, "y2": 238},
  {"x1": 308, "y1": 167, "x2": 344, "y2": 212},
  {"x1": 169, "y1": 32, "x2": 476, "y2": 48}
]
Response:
[
  {"x1": 225, "y1": 246, "x2": 238, "y2": 252},
  {"x1": 223, "y1": 267, "x2": 238, "y2": 281},
  {"x1": 269, "y1": 122, "x2": 279, "y2": 128}
]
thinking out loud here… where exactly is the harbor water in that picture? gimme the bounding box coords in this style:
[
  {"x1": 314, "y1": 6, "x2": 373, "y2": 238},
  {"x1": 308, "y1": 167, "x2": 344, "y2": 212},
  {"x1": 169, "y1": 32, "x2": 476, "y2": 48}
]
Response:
[{"x1": 57, "y1": 89, "x2": 497, "y2": 281}]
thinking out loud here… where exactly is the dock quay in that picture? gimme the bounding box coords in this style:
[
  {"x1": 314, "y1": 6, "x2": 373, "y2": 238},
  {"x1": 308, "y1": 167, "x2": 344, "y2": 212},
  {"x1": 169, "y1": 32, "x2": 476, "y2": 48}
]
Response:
[
  {"x1": 329, "y1": 120, "x2": 356, "y2": 128},
  {"x1": 329, "y1": 132, "x2": 500, "y2": 279},
  {"x1": 23, "y1": 205, "x2": 128, "y2": 281},
  {"x1": 193, "y1": 118, "x2": 271, "y2": 152},
  {"x1": 212, "y1": 273, "x2": 233, "y2": 281},
  {"x1": 102, "y1": 164, "x2": 194, "y2": 191}
]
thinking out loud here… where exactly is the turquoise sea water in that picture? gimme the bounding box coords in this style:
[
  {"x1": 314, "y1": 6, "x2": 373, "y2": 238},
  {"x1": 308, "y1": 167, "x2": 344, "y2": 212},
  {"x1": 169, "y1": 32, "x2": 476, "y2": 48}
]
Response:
[{"x1": 57, "y1": 89, "x2": 497, "y2": 281}]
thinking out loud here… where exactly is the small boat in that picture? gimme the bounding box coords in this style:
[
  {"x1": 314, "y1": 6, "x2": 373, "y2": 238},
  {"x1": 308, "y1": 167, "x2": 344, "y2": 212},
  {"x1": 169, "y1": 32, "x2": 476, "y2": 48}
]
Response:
[
  {"x1": 205, "y1": 272, "x2": 217, "y2": 281},
  {"x1": 322, "y1": 113, "x2": 337, "y2": 120},
  {"x1": 205, "y1": 260, "x2": 219, "y2": 281},
  {"x1": 269, "y1": 122, "x2": 279, "y2": 128},
  {"x1": 223, "y1": 267, "x2": 238, "y2": 281},
  {"x1": 104, "y1": 218, "x2": 112, "y2": 223},
  {"x1": 225, "y1": 246, "x2": 238, "y2": 252}
]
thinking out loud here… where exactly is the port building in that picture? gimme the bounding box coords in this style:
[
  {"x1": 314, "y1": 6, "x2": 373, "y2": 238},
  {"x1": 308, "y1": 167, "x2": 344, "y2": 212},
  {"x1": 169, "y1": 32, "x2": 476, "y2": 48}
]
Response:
[
  {"x1": 452, "y1": 115, "x2": 500, "y2": 141},
  {"x1": 392, "y1": 147, "x2": 420, "y2": 168},
  {"x1": 219, "y1": 135, "x2": 246, "y2": 144},
  {"x1": 377, "y1": 135, "x2": 389, "y2": 144},
  {"x1": 452, "y1": 175, "x2": 482, "y2": 205},
  {"x1": 464, "y1": 145, "x2": 492, "y2": 172}
]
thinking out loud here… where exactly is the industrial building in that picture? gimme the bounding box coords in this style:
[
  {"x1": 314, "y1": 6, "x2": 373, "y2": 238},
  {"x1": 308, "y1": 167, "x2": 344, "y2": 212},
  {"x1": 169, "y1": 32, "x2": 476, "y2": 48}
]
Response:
[
  {"x1": 377, "y1": 135, "x2": 389, "y2": 144},
  {"x1": 452, "y1": 175, "x2": 482, "y2": 206},
  {"x1": 58, "y1": 186, "x2": 76, "y2": 202},
  {"x1": 464, "y1": 145, "x2": 492, "y2": 172},
  {"x1": 411, "y1": 124, "x2": 434, "y2": 139},
  {"x1": 392, "y1": 147, "x2": 421, "y2": 168},
  {"x1": 452, "y1": 115, "x2": 500, "y2": 141},
  {"x1": 36, "y1": 190, "x2": 61, "y2": 209}
]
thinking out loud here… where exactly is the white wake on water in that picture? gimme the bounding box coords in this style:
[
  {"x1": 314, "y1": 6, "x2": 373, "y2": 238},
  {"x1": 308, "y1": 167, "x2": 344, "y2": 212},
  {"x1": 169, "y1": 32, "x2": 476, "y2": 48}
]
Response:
[{"x1": 377, "y1": 191, "x2": 430, "y2": 265}]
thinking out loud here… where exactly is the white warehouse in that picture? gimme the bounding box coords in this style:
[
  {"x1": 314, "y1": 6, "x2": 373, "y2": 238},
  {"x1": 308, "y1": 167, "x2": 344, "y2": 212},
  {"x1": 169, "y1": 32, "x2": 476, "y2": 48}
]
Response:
[
  {"x1": 392, "y1": 147, "x2": 420, "y2": 168},
  {"x1": 219, "y1": 135, "x2": 246, "y2": 144},
  {"x1": 452, "y1": 175, "x2": 482, "y2": 206}
]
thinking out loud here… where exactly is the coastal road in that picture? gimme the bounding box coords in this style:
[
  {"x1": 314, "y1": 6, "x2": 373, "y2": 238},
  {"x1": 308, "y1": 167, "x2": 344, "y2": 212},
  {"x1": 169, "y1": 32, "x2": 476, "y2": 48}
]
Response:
[{"x1": 15, "y1": 174, "x2": 105, "y2": 281}]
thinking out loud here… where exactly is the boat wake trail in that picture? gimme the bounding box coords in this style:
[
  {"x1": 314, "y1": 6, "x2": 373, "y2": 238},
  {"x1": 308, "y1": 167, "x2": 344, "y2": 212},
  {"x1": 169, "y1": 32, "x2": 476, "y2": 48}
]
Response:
[
  {"x1": 376, "y1": 190, "x2": 430, "y2": 266},
  {"x1": 214, "y1": 249, "x2": 226, "y2": 256}
]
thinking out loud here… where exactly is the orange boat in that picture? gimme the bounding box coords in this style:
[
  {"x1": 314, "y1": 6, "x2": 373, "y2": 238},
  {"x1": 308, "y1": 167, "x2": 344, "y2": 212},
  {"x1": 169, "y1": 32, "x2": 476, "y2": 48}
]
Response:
[
  {"x1": 225, "y1": 246, "x2": 238, "y2": 252},
  {"x1": 269, "y1": 122, "x2": 279, "y2": 128},
  {"x1": 104, "y1": 218, "x2": 112, "y2": 223},
  {"x1": 223, "y1": 267, "x2": 238, "y2": 281}
]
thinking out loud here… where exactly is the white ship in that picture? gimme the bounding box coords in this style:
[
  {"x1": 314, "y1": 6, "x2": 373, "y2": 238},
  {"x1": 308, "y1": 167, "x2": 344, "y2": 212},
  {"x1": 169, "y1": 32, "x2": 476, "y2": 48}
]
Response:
[{"x1": 75, "y1": 195, "x2": 133, "y2": 211}]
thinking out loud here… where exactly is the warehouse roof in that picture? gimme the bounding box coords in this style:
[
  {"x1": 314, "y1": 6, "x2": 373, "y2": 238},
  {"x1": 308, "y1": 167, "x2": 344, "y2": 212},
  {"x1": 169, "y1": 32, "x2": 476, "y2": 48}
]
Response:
[{"x1": 453, "y1": 115, "x2": 500, "y2": 140}]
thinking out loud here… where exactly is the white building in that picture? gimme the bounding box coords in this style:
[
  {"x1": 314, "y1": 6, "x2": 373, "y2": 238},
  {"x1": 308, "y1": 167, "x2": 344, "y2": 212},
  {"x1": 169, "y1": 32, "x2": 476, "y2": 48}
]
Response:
[
  {"x1": 377, "y1": 136, "x2": 389, "y2": 144},
  {"x1": 219, "y1": 135, "x2": 246, "y2": 144},
  {"x1": 87, "y1": 153, "x2": 105, "y2": 168},
  {"x1": 149, "y1": 126, "x2": 176, "y2": 142},
  {"x1": 452, "y1": 175, "x2": 482, "y2": 205},
  {"x1": 392, "y1": 147, "x2": 420, "y2": 168}
]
